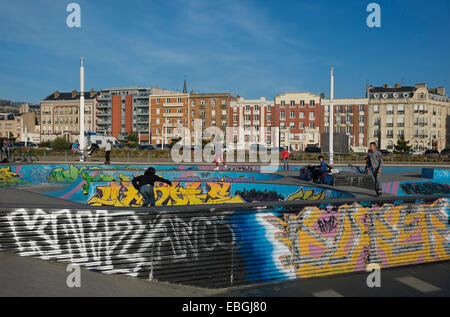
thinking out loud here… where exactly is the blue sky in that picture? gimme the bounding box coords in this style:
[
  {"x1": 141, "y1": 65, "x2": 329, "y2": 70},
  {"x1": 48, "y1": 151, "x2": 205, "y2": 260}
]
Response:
[{"x1": 0, "y1": 0, "x2": 448, "y2": 103}]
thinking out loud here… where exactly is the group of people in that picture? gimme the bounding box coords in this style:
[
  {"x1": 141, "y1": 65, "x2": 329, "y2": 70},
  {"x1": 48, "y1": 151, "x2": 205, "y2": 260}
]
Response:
[
  {"x1": 281, "y1": 142, "x2": 384, "y2": 197},
  {"x1": 70, "y1": 139, "x2": 111, "y2": 164}
]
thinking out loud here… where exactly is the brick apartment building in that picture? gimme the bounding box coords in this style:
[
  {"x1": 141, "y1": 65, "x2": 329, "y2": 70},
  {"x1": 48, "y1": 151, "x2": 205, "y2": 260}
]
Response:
[
  {"x1": 321, "y1": 98, "x2": 369, "y2": 152},
  {"x1": 96, "y1": 86, "x2": 178, "y2": 144},
  {"x1": 273, "y1": 92, "x2": 322, "y2": 150}
]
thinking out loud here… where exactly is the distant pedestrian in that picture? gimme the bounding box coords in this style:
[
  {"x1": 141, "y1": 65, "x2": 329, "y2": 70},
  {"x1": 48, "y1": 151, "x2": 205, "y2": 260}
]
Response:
[
  {"x1": 105, "y1": 140, "x2": 111, "y2": 164},
  {"x1": 2, "y1": 139, "x2": 12, "y2": 162},
  {"x1": 281, "y1": 146, "x2": 290, "y2": 171},
  {"x1": 365, "y1": 142, "x2": 383, "y2": 197},
  {"x1": 132, "y1": 167, "x2": 172, "y2": 207},
  {"x1": 71, "y1": 140, "x2": 80, "y2": 156},
  {"x1": 212, "y1": 136, "x2": 227, "y2": 171}
]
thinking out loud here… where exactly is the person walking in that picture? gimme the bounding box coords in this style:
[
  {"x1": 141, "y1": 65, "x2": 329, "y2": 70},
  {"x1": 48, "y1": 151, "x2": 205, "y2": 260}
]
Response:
[
  {"x1": 71, "y1": 140, "x2": 80, "y2": 157},
  {"x1": 132, "y1": 167, "x2": 172, "y2": 207},
  {"x1": 281, "y1": 146, "x2": 290, "y2": 171},
  {"x1": 365, "y1": 142, "x2": 384, "y2": 197},
  {"x1": 105, "y1": 140, "x2": 112, "y2": 164}
]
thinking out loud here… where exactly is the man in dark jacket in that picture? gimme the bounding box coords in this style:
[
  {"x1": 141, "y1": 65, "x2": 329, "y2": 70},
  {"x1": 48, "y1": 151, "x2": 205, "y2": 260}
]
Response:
[
  {"x1": 365, "y1": 142, "x2": 383, "y2": 197},
  {"x1": 132, "y1": 167, "x2": 172, "y2": 207}
]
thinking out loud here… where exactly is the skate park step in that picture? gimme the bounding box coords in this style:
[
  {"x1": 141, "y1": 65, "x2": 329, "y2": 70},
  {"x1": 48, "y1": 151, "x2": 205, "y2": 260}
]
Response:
[{"x1": 333, "y1": 172, "x2": 375, "y2": 189}]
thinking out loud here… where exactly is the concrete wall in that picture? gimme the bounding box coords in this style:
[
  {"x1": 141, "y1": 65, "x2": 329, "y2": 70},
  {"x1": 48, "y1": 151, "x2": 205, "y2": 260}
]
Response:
[{"x1": 0, "y1": 197, "x2": 448, "y2": 288}]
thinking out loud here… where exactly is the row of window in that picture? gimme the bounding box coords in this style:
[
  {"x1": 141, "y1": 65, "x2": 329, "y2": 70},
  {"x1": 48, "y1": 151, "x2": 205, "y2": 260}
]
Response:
[
  {"x1": 280, "y1": 100, "x2": 316, "y2": 108},
  {"x1": 155, "y1": 98, "x2": 228, "y2": 106},
  {"x1": 280, "y1": 111, "x2": 316, "y2": 120},
  {"x1": 372, "y1": 104, "x2": 443, "y2": 114}
]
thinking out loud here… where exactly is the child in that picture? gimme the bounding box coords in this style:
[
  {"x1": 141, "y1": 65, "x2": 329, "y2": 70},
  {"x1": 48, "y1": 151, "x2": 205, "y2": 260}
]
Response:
[
  {"x1": 281, "y1": 147, "x2": 290, "y2": 171},
  {"x1": 313, "y1": 156, "x2": 330, "y2": 184},
  {"x1": 132, "y1": 167, "x2": 172, "y2": 207}
]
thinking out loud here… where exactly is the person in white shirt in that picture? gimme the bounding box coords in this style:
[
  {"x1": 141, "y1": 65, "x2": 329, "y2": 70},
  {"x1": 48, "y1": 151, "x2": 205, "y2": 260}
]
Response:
[{"x1": 105, "y1": 140, "x2": 112, "y2": 164}]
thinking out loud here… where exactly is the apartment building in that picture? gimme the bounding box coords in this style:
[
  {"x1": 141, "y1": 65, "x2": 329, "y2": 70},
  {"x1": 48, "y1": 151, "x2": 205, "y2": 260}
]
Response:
[
  {"x1": 321, "y1": 98, "x2": 369, "y2": 152},
  {"x1": 273, "y1": 92, "x2": 322, "y2": 150},
  {"x1": 40, "y1": 89, "x2": 98, "y2": 142},
  {"x1": 0, "y1": 113, "x2": 21, "y2": 140},
  {"x1": 0, "y1": 103, "x2": 40, "y2": 142},
  {"x1": 229, "y1": 97, "x2": 274, "y2": 146},
  {"x1": 189, "y1": 92, "x2": 235, "y2": 140},
  {"x1": 96, "y1": 86, "x2": 178, "y2": 143},
  {"x1": 149, "y1": 92, "x2": 190, "y2": 146},
  {"x1": 367, "y1": 83, "x2": 450, "y2": 151}
]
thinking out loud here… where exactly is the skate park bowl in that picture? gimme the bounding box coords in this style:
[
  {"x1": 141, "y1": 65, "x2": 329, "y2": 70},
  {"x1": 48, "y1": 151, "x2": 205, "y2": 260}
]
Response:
[{"x1": 0, "y1": 164, "x2": 449, "y2": 288}]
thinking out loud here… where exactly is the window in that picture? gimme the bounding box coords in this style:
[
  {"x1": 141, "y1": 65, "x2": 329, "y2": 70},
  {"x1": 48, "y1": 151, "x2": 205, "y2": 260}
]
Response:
[
  {"x1": 386, "y1": 117, "x2": 393, "y2": 127},
  {"x1": 212, "y1": 110, "x2": 216, "y2": 117},
  {"x1": 309, "y1": 123, "x2": 315, "y2": 129},
  {"x1": 280, "y1": 112, "x2": 286, "y2": 120},
  {"x1": 166, "y1": 98, "x2": 171, "y2": 103},
  {"x1": 398, "y1": 104, "x2": 404, "y2": 114},
  {"x1": 290, "y1": 122, "x2": 295, "y2": 129},
  {"x1": 290, "y1": 100, "x2": 295, "y2": 108},
  {"x1": 346, "y1": 115, "x2": 352, "y2": 124},
  {"x1": 346, "y1": 126, "x2": 352, "y2": 134},
  {"x1": 233, "y1": 115, "x2": 238, "y2": 122},
  {"x1": 191, "y1": 100, "x2": 195, "y2": 106},
  {"x1": 166, "y1": 109, "x2": 170, "y2": 114},
  {"x1": 212, "y1": 99, "x2": 216, "y2": 106},
  {"x1": 246, "y1": 105, "x2": 251, "y2": 111},
  {"x1": 359, "y1": 126, "x2": 364, "y2": 134},
  {"x1": 299, "y1": 112, "x2": 305, "y2": 119},
  {"x1": 346, "y1": 105, "x2": 352, "y2": 113},
  {"x1": 222, "y1": 100, "x2": 227, "y2": 105},
  {"x1": 267, "y1": 115, "x2": 271, "y2": 121},
  {"x1": 310, "y1": 100, "x2": 315, "y2": 107},
  {"x1": 177, "y1": 108, "x2": 182, "y2": 114},
  {"x1": 387, "y1": 104, "x2": 394, "y2": 114},
  {"x1": 359, "y1": 104, "x2": 365, "y2": 112},
  {"x1": 192, "y1": 110, "x2": 195, "y2": 116},
  {"x1": 201, "y1": 100, "x2": 206, "y2": 106},
  {"x1": 360, "y1": 115, "x2": 364, "y2": 123},
  {"x1": 309, "y1": 112, "x2": 315, "y2": 120},
  {"x1": 156, "y1": 118, "x2": 160, "y2": 124},
  {"x1": 300, "y1": 100, "x2": 305, "y2": 107},
  {"x1": 290, "y1": 111, "x2": 295, "y2": 119},
  {"x1": 299, "y1": 122, "x2": 305, "y2": 129},
  {"x1": 373, "y1": 105, "x2": 379, "y2": 114},
  {"x1": 177, "y1": 98, "x2": 182, "y2": 103},
  {"x1": 280, "y1": 101, "x2": 285, "y2": 108},
  {"x1": 398, "y1": 117, "x2": 404, "y2": 127}
]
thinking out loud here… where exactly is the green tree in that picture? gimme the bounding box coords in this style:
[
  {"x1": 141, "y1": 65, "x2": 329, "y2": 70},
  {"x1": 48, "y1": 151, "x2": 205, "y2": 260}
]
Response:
[
  {"x1": 126, "y1": 131, "x2": 138, "y2": 144},
  {"x1": 51, "y1": 137, "x2": 72, "y2": 150},
  {"x1": 393, "y1": 136, "x2": 412, "y2": 154}
]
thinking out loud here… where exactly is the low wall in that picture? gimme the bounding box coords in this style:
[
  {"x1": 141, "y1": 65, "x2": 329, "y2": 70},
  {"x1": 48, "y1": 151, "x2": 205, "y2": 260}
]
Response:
[{"x1": 0, "y1": 196, "x2": 448, "y2": 288}]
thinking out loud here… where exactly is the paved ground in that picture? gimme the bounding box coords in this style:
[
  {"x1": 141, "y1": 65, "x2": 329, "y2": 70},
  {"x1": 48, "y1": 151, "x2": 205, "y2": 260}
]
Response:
[{"x1": 0, "y1": 251, "x2": 447, "y2": 297}]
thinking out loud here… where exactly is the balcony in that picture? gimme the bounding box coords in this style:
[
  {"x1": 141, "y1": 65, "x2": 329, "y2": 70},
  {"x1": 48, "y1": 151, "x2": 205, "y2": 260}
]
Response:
[
  {"x1": 398, "y1": 111, "x2": 405, "y2": 115},
  {"x1": 163, "y1": 113, "x2": 183, "y2": 118},
  {"x1": 398, "y1": 123, "x2": 405, "y2": 127},
  {"x1": 386, "y1": 123, "x2": 394, "y2": 127},
  {"x1": 163, "y1": 103, "x2": 183, "y2": 108}
]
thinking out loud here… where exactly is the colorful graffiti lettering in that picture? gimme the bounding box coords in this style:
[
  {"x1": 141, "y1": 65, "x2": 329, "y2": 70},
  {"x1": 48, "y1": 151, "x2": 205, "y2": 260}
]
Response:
[
  {"x1": 287, "y1": 188, "x2": 326, "y2": 201},
  {"x1": 264, "y1": 199, "x2": 449, "y2": 278},
  {"x1": 0, "y1": 166, "x2": 28, "y2": 186},
  {"x1": 87, "y1": 182, "x2": 246, "y2": 207},
  {"x1": 81, "y1": 171, "x2": 132, "y2": 194},
  {"x1": 400, "y1": 182, "x2": 450, "y2": 196},
  {"x1": 48, "y1": 165, "x2": 85, "y2": 183}
]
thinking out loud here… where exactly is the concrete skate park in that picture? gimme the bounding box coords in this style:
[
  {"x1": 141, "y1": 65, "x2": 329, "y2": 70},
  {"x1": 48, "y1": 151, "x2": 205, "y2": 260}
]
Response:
[{"x1": 0, "y1": 162, "x2": 449, "y2": 295}]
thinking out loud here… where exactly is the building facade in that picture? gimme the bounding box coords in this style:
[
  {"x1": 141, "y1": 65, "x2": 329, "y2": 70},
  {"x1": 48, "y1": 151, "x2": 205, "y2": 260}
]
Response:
[
  {"x1": 273, "y1": 92, "x2": 322, "y2": 150},
  {"x1": 96, "y1": 86, "x2": 178, "y2": 143},
  {"x1": 40, "y1": 89, "x2": 98, "y2": 142},
  {"x1": 367, "y1": 83, "x2": 450, "y2": 151},
  {"x1": 321, "y1": 98, "x2": 369, "y2": 152},
  {"x1": 229, "y1": 97, "x2": 274, "y2": 147},
  {"x1": 149, "y1": 92, "x2": 190, "y2": 146}
]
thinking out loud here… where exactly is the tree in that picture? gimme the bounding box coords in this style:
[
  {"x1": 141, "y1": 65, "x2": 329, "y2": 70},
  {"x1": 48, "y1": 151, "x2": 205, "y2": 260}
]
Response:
[
  {"x1": 51, "y1": 137, "x2": 72, "y2": 150},
  {"x1": 393, "y1": 136, "x2": 412, "y2": 154},
  {"x1": 126, "y1": 131, "x2": 138, "y2": 144}
]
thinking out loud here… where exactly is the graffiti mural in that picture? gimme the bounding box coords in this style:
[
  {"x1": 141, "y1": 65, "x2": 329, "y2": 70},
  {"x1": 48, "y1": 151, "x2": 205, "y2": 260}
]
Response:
[
  {"x1": 0, "y1": 166, "x2": 28, "y2": 187},
  {"x1": 0, "y1": 198, "x2": 448, "y2": 288},
  {"x1": 262, "y1": 199, "x2": 450, "y2": 279},
  {"x1": 87, "y1": 182, "x2": 246, "y2": 207},
  {"x1": 383, "y1": 181, "x2": 450, "y2": 196}
]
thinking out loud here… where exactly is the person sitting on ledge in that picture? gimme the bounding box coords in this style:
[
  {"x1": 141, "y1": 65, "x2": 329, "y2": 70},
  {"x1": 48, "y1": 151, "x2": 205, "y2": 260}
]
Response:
[
  {"x1": 132, "y1": 167, "x2": 172, "y2": 207},
  {"x1": 312, "y1": 155, "x2": 332, "y2": 184}
]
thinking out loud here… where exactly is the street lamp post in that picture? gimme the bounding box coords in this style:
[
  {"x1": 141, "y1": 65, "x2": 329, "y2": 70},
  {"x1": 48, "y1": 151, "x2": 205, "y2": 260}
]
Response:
[
  {"x1": 329, "y1": 67, "x2": 334, "y2": 165},
  {"x1": 79, "y1": 58, "x2": 86, "y2": 162}
]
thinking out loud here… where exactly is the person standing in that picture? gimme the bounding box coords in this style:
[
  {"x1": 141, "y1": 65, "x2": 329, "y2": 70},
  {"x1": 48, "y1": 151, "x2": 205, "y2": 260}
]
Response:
[
  {"x1": 105, "y1": 140, "x2": 111, "y2": 164},
  {"x1": 71, "y1": 140, "x2": 80, "y2": 156},
  {"x1": 365, "y1": 142, "x2": 383, "y2": 197},
  {"x1": 281, "y1": 146, "x2": 290, "y2": 171},
  {"x1": 132, "y1": 167, "x2": 172, "y2": 207}
]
